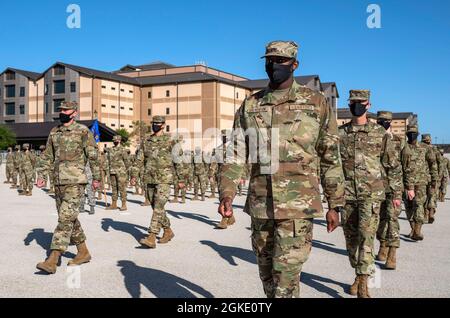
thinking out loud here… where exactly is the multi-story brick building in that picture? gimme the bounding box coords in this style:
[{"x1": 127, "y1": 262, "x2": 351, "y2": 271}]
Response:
[{"x1": 1, "y1": 61, "x2": 339, "y2": 150}]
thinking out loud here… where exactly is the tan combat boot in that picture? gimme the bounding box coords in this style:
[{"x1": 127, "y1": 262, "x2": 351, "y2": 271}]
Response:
[
  {"x1": 201, "y1": 194, "x2": 206, "y2": 201},
  {"x1": 217, "y1": 217, "x2": 228, "y2": 229},
  {"x1": 209, "y1": 192, "x2": 216, "y2": 199},
  {"x1": 228, "y1": 215, "x2": 236, "y2": 226},
  {"x1": 170, "y1": 191, "x2": 179, "y2": 203},
  {"x1": 428, "y1": 208, "x2": 436, "y2": 224},
  {"x1": 68, "y1": 242, "x2": 92, "y2": 266},
  {"x1": 36, "y1": 250, "x2": 62, "y2": 274},
  {"x1": 385, "y1": 247, "x2": 397, "y2": 270},
  {"x1": 357, "y1": 275, "x2": 370, "y2": 298},
  {"x1": 19, "y1": 190, "x2": 26, "y2": 196},
  {"x1": 192, "y1": 194, "x2": 199, "y2": 201},
  {"x1": 376, "y1": 241, "x2": 389, "y2": 261},
  {"x1": 140, "y1": 234, "x2": 157, "y2": 249},
  {"x1": 181, "y1": 196, "x2": 186, "y2": 204},
  {"x1": 406, "y1": 221, "x2": 415, "y2": 238},
  {"x1": 106, "y1": 200, "x2": 118, "y2": 210},
  {"x1": 412, "y1": 223, "x2": 424, "y2": 241},
  {"x1": 120, "y1": 201, "x2": 127, "y2": 211},
  {"x1": 158, "y1": 228, "x2": 175, "y2": 244},
  {"x1": 349, "y1": 276, "x2": 359, "y2": 296},
  {"x1": 26, "y1": 190, "x2": 32, "y2": 196}
]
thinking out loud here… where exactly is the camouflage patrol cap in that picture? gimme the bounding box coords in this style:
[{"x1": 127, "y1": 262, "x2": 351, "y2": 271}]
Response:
[
  {"x1": 7, "y1": 147, "x2": 12, "y2": 151},
  {"x1": 39, "y1": 145, "x2": 46, "y2": 151},
  {"x1": 23, "y1": 143, "x2": 30, "y2": 149},
  {"x1": 261, "y1": 41, "x2": 299, "y2": 60},
  {"x1": 113, "y1": 135, "x2": 122, "y2": 142},
  {"x1": 439, "y1": 148, "x2": 445, "y2": 154},
  {"x1": 349, "y1": 90, "x2": 371, "y2": 101},
  {"x1": 407, "y1": 125, "x2": 418, "y2": 133},
  {"x1": 152, "y1": 116, "x2": 166, "y2": 124},
  {"x1": 421, "y1": 134, "x2": 432, "y2": 142},
  {"x1": 377, "y1": 111, "x2": 393, "y2": 120},
  {"x1": 15, "y1": 145, "x2": 21, "y2": 150},
  {"x1": 58, "y1": 101, "x2": 78, "y2": 111}
]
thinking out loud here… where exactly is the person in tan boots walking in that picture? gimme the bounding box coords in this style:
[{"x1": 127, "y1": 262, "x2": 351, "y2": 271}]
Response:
[{"x1": 36, "y1": 101, "x2": 101, "y2": 274}]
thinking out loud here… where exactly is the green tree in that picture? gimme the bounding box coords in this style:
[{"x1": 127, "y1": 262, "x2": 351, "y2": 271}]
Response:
[
  {"x1": 0, "y1": 125, "x2": 16, "y2": 150},
  {"x1": 115, "y1": 128, "x2": 131, "y2": 147}
]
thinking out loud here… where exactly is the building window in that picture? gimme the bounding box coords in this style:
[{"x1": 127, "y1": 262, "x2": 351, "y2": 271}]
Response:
[
  {"x1": 111, "y1": 105, "x2": 116, "y2": 109},
  {"x1": 5, "y1": 103, "x2": 15, "y2": 115},
  {"x1": 148, "y1": 92, "x2": 152, "y2": 99},
  {"x1": 4, "y1": 120, "x2": 15, "y2": 123},
  {"x1": 53, "y1": 99, "x2": 65, "y2": 112},
  {"x1": 20, "y1": 87, "x2": 25, "y2": 97},
  {"x1": 70, "y1": 82, "x2": 76, "y2": 93},
  {"x1": 54, "y1": 80, "x2": 65, "y2": 94},
  {"x1": 120, "y1": 124, "x2": 124, "y2": 128},
  {"x1": 45, "y1": 103, "x2": 49, "y2": 114},
  {"x1": 5, "y1": 72, "x2": 15, "y2": 81},
  {"x1": 101, "y1": 85, "x2": 106, "y2": 89},
  {"x1": 166, "y1": 125, "x2": 170, "y2": 132},
  {"x1": 111, "y1": 123, "x2": 116, "y2": 127},
  {"x1": 236, "y1": 92, "x2": 239, "y2": 99},
  {"x1": 101, "y1": 104, "x2": 106, "y2": 108},
  {"x1": 53, "y1": 65, "x2": 65, "y2": 76},
  {"x1": 166, "y1": 90, "x2": 170, "y2": 97},
  {"x1": 45, "y1": 84, "x2": 49, "y2": 95},
  {"x1": 129, "y1": 108, "x2": 133, "y2": 111},
  {"x1": 120, "y1": 89, "x2": 125, "y2": 92},
  {"x1": 19, "y1": 105, "x2": 25, "y2": 115},
  {"x1": 5, "y1": 85, "x2": 15, "y2": 98},
  {"x1": 166, "y1": 107, "x2": 170, "y2": 115},
  {"x1": 111, "y1": 87, "x2": 116, "y2": 91},
  {"x1": 129, "y1": 125, "x2": 133, "y2": 128},
  {"x1": 120, "y1": 106, "x2": 125, "y2": 110},
  {"x1": 148, "y1": 109, "x2": 152, "y2": 116},
  {"x1": 129, "y1": 90, "x2": 133, "y2": 94}
]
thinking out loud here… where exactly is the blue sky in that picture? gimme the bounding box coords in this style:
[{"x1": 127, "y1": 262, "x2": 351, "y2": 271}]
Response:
[{"x1": 1, "y1": 0, "x2": 449, "y2": 142}]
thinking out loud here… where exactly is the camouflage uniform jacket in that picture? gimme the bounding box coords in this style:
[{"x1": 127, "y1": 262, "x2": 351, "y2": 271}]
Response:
[
  {"x1": 37, "y1": 122, "x2": 100, "y2": 185},
  {"x1": 20, "y1": 150, "x2": 36, "y2": 173},
  {"x1": 132, "y1": 133, "x2": 176, "y2": 185},
  {"x1": 107, "y1": 145, "x2": 130, "y2": 175},
  {"x1": 208, "y1": 161, "x2": 218, "y2": 178},
  {"x1": 443, "y1": 156, "x2": 450, "y2": 178},
  {"x1": 12, "y1": 151, "x2": 21, "y2": 169},
  {"x1": 339, "y1": 121, "x2": 403, "y2": 201},
  {"x1": 193, "y1": 154, "x2": 207, "y2": 176},
  {"x1": 6, "y1": 152, "x2": 14, "y2": 168},
  {"x1": 403, "y1": 141, "x2": 438, "y2": 189},
  {"x1": 220, "y1": 80, "x2": 345, "y2": 219}
]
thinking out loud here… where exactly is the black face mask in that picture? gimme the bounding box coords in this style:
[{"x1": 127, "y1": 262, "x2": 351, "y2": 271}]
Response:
[
  {"x1": 407, "y1": 132, "x2": 419, "y2": 144},
  {"x1": 113, "y1": 142, "x2": 119, "y2": 147},
  {"x1": 59, "y1": 112, "x2": 74, "y2": 124},
  {"x1": 377, "y1": 119, "x2": 391, "y2": 130},
  {"x1": 266, "y1": 62, "x2": 293, "y2": 85},
  {"x1": 152, "y1": 124, "x2": 163, "y2": 133},
  {"x1": 349, "y1": 102, "x2": 367, "y2": 117}
]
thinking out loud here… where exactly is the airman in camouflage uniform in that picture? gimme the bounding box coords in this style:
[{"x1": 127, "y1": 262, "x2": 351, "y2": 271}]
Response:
[
  {"x1": 192, "y1": 147, "x2": 208, "y2": 201},
  {"x1": 208, "y1": 150, "x2": 219, "y2": 198},
  {"x1": 339, "y1": 91, "x2": 403, "y2": 298},
  {"x1": 36, "y1": 101, "x2": 100, "y2": 274},
  {"x1": 171, "y1": 147, "x2": 191, "y2": 204},
  {"x1": 439, "y1": 148, "x2": 449, "y2": 202},
  {"x1": 18, "y1": 143, "x2": 36, "y2": 196},
  {"x1": 4, "y1": 147, "x2": 14, "y2": 184},
  {"x1": 421, "y1": 134, "x2": 439, "y2": 223},
  {"x1": 219, "y1": 41, "x2": 345, "y2": 298},
  {"x1": 375, "y1": 111, "x2": 406, "y2": 270},
  {"x1": 9, "y1": 145, "x2": 21, "y2": 189},
  {"x1": 237, "y1": 164, "x2": 249, "y2": 196},
  {"x1": 106, "y1": 135, "x2": 130, "y2": 211},
  {"x1": 131, "y1": 116, "x2": 181, "y2": 248},
  {"x1": 403, "y1": 126, "x2": 437, "y2": 240}
]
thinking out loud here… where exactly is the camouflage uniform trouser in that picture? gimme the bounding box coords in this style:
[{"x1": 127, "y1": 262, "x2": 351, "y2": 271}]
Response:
[
  {"x1": 209, "y1": 174, "x2": 219, "y2": 195},
  {"x1": 440, "y1": 177, "x2": 448, "y2": 200},
  {"x1": 6, "y1": 164, "x2": 13, "y2": 182},
  {"x1": 12, "y1": 167, "x2": 19, "y2": 185},
  {"x1": 193, "y1": 174, "x2": 207, "y2": 195},
  {"x1": 342, "y1": 200, "x2": 380, "y2": 276},
  {"x1": 80, "y1": 183, "x2": 95, "y2": 208},
  {"x1": 51, "y1": 185, "x2": 86, "y2": 251},
  {"x1": 251, "y1": 218, "x2": 313, "y2": 298},
  {"x1": 147, "y1": 183, "x2": 171, "y2": 234},
  {"x1": 110, "y1": 173, "x2": 127, "y2": 202},
  {"x1": 405, "y1": 185, "x2": 427, "y2": 225},
  {"x1": 376, "y1": 193, "x2": 401, "y2": 248}
]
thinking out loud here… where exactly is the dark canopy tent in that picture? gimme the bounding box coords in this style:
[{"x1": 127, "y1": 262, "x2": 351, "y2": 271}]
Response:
[{"x1": 4, "y1": 121, "x2": 117, "y2": 149}]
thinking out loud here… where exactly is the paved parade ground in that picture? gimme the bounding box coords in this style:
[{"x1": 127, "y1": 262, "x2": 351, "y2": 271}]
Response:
[{"x1": 0, "y1": 165, "x2": 449, "y2": 298}]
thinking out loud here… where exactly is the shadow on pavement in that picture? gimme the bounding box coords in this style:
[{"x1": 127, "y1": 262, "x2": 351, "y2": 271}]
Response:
[
  {"x1": 200, "y1": 240, "x2": 256, "y2": 266},
  {"x1": 300, "y1": 271, "x2": 347, "y2": 298},
  {"x1": 101, "y1": 218, "x2": 147, "y2": 242},
  {"x1": 24, "y1": 228, "x2": 76, "y2": 262},
  {"x1": 117, "y1": 260, "x2": 214, "y2": 298},
  {"x1": 312, "y1": 239, "x2": 348, "y2": 257},
  {"x1": 167, "y1": 210, "x2": 218, "y2": 227},
  {"x1": 313, "y1": 219, "x2": 327, "y2": 228}
]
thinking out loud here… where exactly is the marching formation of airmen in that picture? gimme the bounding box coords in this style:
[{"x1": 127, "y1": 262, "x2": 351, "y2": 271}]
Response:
[{"x1": 1, "y1": 40, "x2": 449, "y2": 299}]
